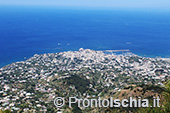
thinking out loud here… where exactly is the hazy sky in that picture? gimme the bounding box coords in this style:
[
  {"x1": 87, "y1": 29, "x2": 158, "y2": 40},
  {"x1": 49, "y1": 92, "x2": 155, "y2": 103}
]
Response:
[{"x1": 1, "y1": 0, "x2": 170, "y2": 9}]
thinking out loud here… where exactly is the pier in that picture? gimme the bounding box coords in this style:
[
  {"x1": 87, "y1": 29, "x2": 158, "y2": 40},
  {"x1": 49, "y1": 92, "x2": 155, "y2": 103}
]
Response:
[{"x1": 102, "y1": 49, "x2": 130, "y2": 52}]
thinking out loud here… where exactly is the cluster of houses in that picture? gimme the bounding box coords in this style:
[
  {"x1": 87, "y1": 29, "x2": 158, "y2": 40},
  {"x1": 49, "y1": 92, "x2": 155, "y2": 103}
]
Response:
[{"x1": 0, "y1": 48, "x2": 170, "y2": 112}]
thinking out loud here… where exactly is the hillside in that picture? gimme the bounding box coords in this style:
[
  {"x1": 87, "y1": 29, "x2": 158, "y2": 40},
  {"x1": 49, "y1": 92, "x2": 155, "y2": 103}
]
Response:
[{"x1": 0, "y1": 48, "x2": 170, "y2": 112}]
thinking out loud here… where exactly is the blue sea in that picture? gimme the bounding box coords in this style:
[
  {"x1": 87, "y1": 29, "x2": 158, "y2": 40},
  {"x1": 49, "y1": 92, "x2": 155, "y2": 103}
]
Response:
[{"x1": 0, "y1": 6, "x2": 170, "y2": 67}]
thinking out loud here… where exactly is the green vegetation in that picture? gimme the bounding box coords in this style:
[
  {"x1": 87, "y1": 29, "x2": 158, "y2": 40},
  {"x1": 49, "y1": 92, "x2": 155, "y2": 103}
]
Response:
[
  {"x1": 64, "y1": 75, "x2": 90, "y2": 94},
  {"x1": 111, "y1": 81, "x2": 170, "y2": 113},
  {"x1": 0, "y1": 110, "x2": 11, "y2": 113},
  {"x1": 138, "y1": 81, "x2": 170, "y2": 113}
]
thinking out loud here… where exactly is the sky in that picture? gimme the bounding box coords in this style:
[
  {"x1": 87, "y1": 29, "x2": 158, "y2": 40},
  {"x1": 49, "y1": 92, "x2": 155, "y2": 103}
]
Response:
[{"x1": 0, "y1": 0, "x2": 170, "y2": 9}]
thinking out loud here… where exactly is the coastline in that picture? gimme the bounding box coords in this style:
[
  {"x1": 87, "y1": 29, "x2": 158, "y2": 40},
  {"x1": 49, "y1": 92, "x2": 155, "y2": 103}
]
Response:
[{"x1": 1, "y1": 48, "x2": 170, "y2": 68}]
